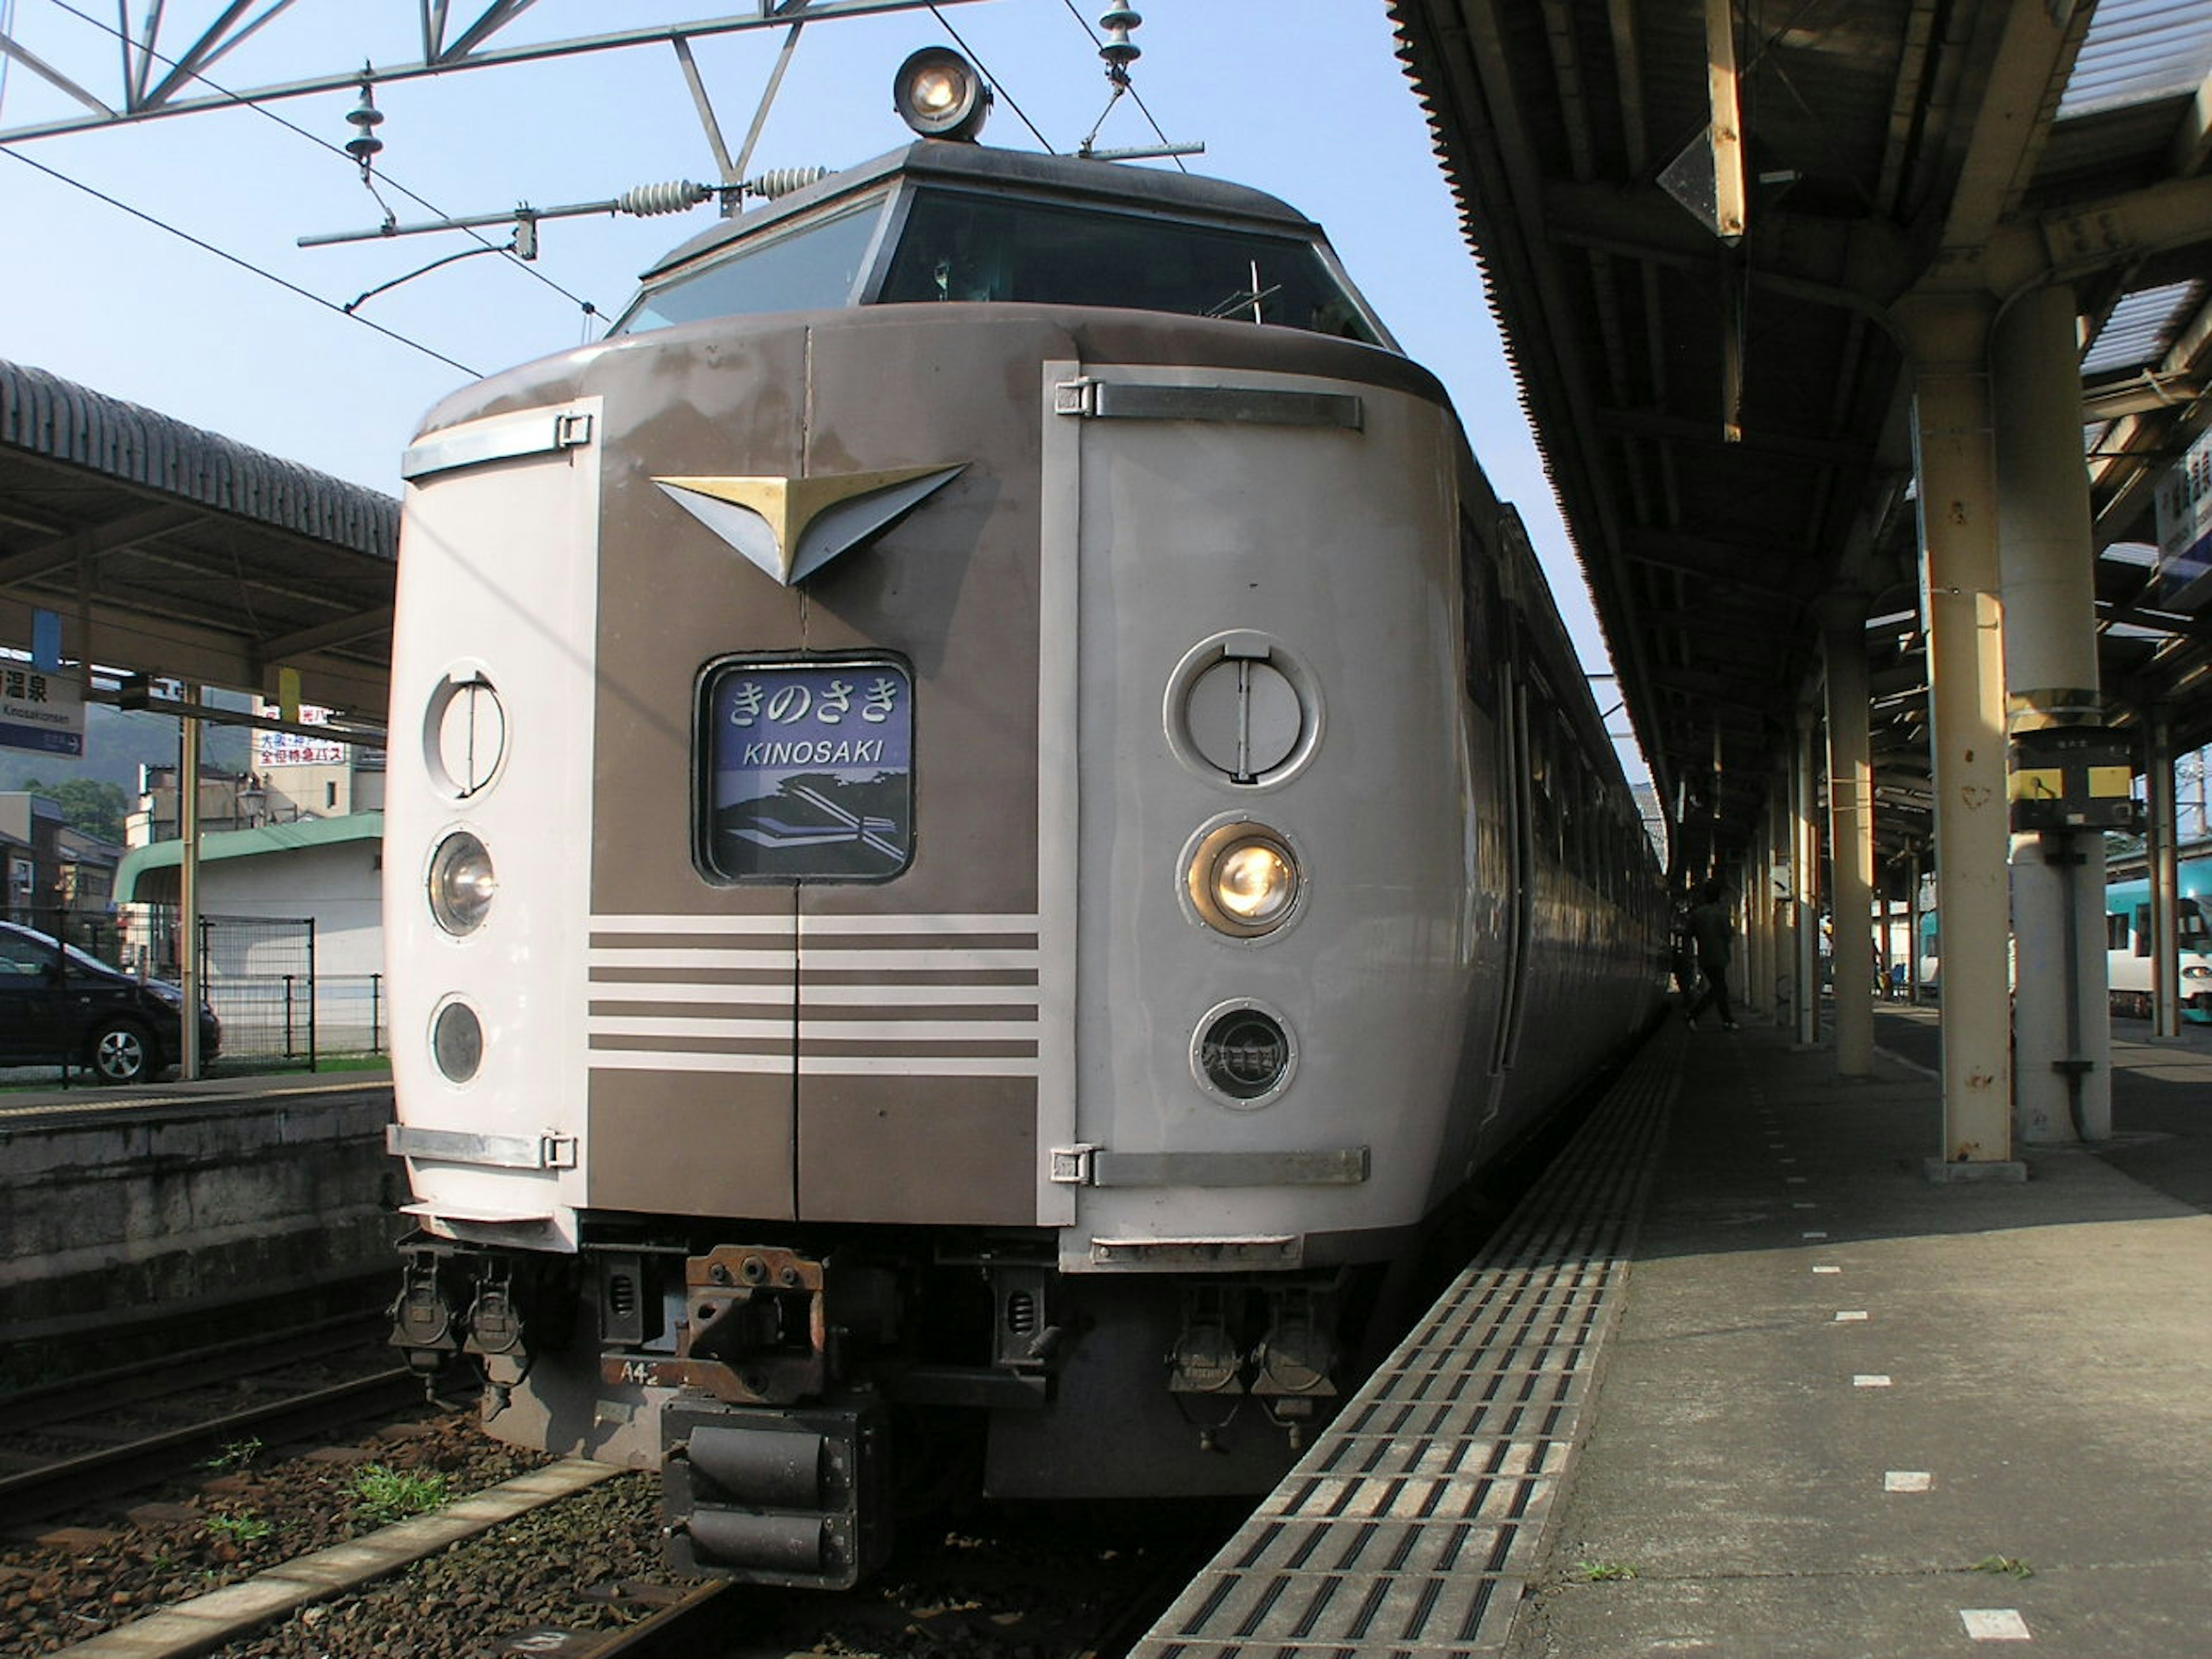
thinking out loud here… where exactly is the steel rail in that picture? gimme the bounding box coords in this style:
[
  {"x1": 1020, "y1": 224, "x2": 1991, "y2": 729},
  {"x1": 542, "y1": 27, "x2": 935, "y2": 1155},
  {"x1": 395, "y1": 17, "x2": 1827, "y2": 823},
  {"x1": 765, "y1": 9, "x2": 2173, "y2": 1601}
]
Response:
[{"x1": 0, "y1": 1366, "x2": 423, "y2": 1524}]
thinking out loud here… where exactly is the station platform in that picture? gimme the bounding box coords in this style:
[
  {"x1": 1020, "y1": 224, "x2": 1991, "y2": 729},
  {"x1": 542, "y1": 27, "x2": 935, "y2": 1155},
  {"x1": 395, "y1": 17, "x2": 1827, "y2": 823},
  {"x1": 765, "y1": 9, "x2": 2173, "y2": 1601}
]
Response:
[{"x1": 1133, "y1": 1007, "x2": 2212, "y2": 1658}]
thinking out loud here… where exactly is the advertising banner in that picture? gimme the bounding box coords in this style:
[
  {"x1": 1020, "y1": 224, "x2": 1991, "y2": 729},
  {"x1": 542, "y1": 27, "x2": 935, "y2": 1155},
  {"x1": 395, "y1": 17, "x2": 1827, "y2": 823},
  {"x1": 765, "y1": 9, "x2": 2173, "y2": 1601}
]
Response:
[{"x1": 255, "y1": 700, "x2": 349, "y2": 768}]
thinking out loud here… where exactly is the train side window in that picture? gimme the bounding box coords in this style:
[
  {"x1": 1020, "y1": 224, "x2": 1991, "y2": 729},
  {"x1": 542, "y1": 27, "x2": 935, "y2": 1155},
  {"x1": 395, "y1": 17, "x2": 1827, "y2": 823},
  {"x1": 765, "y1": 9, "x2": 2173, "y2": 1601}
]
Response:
[
  {"x1": 1459, "y1": 520, "x2": 1497, "y2": 714},
  {"x1": 2108, "y1": 911, "x2": 2130, "y2": 951},
  {"x1": 2135, "y1": 905, "x2": 2153, "y2": 956},
  {"x1": 2181, "y1": 899, "x2": 2210, "y2": 945}
]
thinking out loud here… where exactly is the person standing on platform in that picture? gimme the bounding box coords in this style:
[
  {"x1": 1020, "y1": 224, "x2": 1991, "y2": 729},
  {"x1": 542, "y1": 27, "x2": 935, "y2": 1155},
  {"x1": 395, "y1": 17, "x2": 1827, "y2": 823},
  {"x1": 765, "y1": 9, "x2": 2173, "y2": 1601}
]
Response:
[{"x1": 1684, "y1": 878, "x2": 1739, "y2": 1031}]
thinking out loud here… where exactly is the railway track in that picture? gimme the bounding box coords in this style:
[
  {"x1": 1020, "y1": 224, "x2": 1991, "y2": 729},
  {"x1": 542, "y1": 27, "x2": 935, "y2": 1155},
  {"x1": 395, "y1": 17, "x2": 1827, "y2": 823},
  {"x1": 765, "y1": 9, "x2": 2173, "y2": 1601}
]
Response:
[{"x1": 0, "y1": 1312, "x2": 425, "y2": 1527}]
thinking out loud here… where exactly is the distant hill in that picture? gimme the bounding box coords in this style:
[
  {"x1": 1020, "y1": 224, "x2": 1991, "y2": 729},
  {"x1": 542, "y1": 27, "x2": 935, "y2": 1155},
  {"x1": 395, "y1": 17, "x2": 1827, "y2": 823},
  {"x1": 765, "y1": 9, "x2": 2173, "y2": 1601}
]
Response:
[{"x1": 0, "y1": 704, "x2": 251, "y2": 795}]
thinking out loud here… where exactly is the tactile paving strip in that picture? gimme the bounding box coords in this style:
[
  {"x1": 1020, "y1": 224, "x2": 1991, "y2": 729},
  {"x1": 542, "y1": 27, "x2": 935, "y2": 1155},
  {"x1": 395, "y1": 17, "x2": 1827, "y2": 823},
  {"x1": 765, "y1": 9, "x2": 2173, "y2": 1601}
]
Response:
[{"x1": 1131, "y1": 1026, "x2": 1681, "y2": 1658}]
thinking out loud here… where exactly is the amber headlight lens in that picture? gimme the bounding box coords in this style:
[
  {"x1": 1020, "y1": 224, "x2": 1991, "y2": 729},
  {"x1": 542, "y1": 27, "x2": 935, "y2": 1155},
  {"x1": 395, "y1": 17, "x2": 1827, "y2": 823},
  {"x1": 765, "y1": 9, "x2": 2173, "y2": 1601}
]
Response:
[
  {"x1": 1188, "y1": 822, "x2": 1301, "y2": 938},
  {"x1": 427, "y1": 831, "x2": 496, "y2": 935}
]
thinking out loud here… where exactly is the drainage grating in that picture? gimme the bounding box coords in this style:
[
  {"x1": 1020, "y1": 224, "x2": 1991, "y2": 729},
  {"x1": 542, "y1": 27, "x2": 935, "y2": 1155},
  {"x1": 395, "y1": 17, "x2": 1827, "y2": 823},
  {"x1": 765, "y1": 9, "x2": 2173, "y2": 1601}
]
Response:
[{"x1": 1130, "y1": 1025, "x2": 1682, "y2": 1658}]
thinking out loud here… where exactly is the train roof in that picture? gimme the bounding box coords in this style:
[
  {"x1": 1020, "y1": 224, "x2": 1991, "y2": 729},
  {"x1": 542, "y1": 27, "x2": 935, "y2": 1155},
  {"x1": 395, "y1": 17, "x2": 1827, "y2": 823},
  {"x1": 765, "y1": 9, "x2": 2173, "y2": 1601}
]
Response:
[{"x1": 641, "y1": 139, "x2": 1330, "y2": 285}]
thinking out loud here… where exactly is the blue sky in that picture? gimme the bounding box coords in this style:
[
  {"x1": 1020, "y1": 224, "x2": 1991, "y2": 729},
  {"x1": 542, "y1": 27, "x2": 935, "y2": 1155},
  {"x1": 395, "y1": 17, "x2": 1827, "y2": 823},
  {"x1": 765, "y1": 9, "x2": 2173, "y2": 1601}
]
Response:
[{"x1": 0, "y1": 0, "x2": 1639, "y2": 779}]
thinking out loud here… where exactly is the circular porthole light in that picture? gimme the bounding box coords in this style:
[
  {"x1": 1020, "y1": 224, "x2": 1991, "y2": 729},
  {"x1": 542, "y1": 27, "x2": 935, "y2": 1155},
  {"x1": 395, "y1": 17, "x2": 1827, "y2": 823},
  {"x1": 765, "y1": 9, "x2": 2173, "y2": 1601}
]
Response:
[
  {"x1": 427, "y1": 831, "x2": 497, "y2": 935},
  {"x1": 1191, "y1": 1000, "x2": 1297, "y2": 1107},
  {"x1": 1184, "y1": 819, "x2": 1304, "y2": 939},
  {"x1": 424, "y1": 671, "x2": 506, "y2": 799},
  {"x1": 1164, "y1": 633, "x2": 1322, "y2": 789},
  {"x1": 431, "y1": 999, "x2": 483, "y2": 1084}
]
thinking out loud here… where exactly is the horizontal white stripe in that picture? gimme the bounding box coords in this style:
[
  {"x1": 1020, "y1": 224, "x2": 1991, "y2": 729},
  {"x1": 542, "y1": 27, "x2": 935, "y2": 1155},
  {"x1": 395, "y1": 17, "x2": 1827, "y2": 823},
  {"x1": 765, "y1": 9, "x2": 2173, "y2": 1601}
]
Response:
[
  {"x1": 590, "y1": 914, "x2": 796, "y2": 936},
  {"x1": 801, "y1": 914, "x2": 1039, "y2": 935},
  {"x1": 588, "y1": 982, "x2": 793, "y2": 1005},
  {"x1": 588, "y1": 1050, "x2": 790, "y2": 1074},
  {"x1": 801, "y1": 1020, "x2": 1037, "y2": 1043},
  {"x1": 587, "y1": 1051, "x2": 1039, "y2": 1078},
  {"x1": 588, "y1": 1016, "x2": 795, "y2": 1040},
  {"x1": 801, "y1": 983, "x2": 1043, "y2": 1006},
  {"x1": 590, "y1": 947, "x2": 794, "y2": 971},
  {"x1": 800, "y1": 948, "x2": 1037, "y2": 971}
]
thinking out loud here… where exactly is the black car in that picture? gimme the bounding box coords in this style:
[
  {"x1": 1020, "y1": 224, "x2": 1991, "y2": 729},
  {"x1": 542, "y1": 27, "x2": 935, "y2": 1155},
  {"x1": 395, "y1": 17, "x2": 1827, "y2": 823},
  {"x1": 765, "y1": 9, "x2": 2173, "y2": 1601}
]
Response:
[{"x1": 0, "y1": 921, "x2": 222, "y2": 1083}]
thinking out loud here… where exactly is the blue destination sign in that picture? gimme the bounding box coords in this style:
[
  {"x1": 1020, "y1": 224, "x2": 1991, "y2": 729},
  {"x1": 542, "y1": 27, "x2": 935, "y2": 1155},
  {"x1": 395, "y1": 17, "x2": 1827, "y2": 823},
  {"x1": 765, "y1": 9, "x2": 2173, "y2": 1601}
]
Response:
[{"x1": 702, "y1": 660, "x2": 914, "y2": 880}]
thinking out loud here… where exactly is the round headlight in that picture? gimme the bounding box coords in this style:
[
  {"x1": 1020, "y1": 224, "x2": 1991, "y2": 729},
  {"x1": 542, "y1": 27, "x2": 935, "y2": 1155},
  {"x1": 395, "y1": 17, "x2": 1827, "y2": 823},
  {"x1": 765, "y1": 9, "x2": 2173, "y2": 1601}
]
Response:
[
  {"x1": 893, "y1": 47, "x2": 992, "y2": 140},
  {"x1": 427, "y1": 831, "x2": 496, "y2": 935},
  {"x1": 1186, "y1": 821, "x2": 1302, "y2": 938},
  {"x1": 431, "y1": 1000, "x2": 483, "y2": 1084}
]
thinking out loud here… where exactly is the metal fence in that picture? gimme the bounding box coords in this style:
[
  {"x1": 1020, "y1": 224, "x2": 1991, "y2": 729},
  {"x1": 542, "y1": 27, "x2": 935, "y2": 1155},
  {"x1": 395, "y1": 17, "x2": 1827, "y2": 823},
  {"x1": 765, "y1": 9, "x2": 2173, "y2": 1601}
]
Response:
[
  {"x1": 198, "y1": 915, "x2": 317, "y2": 1071},
  {"x1": 1, "y1": 906, "x2": 386, "y2": 1078}
]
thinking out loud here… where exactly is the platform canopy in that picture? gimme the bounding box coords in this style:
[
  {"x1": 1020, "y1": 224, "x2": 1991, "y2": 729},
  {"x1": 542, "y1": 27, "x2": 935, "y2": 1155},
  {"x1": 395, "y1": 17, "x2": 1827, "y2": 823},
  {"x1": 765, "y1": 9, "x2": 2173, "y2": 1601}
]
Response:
[
  {"x1": 0, "y1": 359, "x2": 397, "y2": 721},
  {"x1": 1391, "y1": 0, "x2": 2212, "y2": 881}
]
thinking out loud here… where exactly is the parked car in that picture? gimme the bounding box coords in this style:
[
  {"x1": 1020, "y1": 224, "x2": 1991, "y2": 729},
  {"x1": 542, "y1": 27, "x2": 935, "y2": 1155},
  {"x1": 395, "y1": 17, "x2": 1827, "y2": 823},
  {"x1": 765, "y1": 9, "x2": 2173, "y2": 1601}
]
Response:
[{"x1": 0, "y1": 921, "x2": 222, "y2": 1083}]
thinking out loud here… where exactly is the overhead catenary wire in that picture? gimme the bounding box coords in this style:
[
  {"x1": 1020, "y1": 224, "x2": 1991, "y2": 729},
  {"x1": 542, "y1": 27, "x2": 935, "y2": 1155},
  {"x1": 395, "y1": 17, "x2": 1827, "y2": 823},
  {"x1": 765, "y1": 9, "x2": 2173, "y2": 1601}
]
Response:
[
  {"x1": 0, "y1": 141, "x2": 480, "y2": 377},
  {"x1": 927, "y1": 3, "x2": 1055, "y2": 152},
  {"x1": 40, "y1": 0, "x2": 604, "y2": 321}
]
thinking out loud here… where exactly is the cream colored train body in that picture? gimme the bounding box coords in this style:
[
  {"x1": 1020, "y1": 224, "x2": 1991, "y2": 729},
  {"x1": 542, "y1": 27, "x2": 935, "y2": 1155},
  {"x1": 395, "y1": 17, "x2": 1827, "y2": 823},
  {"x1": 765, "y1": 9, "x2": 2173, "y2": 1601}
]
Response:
[{"x1": 384, "y1": 135, "x2": 1666, "y2": 1588}]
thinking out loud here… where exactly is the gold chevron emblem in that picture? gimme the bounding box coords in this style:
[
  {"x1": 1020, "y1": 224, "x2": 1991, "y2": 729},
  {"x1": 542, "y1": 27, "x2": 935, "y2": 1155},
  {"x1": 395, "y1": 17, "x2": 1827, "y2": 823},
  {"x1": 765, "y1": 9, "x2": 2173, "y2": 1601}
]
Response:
[{"x1": 654, "y1": 464, "x2": 966, "y2": 586}]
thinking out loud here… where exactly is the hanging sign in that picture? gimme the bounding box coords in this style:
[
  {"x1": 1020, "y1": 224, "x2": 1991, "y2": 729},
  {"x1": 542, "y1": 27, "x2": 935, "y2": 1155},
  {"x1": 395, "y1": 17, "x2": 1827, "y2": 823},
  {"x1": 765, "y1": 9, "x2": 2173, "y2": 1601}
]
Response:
[{"x1": 0, "y1": 661, "x2": 84, "y2": 756}]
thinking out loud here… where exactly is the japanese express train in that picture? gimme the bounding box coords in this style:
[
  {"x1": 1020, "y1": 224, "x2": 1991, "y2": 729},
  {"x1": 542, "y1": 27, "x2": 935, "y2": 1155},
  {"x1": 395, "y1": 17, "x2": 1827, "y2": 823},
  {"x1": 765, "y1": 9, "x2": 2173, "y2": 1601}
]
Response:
[{"x1": 382, "y1": 51, "x2": 1668, "y2": 1588}]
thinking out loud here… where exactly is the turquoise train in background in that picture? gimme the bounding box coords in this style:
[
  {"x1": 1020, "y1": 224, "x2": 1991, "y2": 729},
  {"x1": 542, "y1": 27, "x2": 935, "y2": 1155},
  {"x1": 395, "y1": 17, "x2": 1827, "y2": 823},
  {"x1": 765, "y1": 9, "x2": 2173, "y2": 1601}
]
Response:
[{"x1": 1914, "y1": 841, "x2": 2212, "y2": 1022}]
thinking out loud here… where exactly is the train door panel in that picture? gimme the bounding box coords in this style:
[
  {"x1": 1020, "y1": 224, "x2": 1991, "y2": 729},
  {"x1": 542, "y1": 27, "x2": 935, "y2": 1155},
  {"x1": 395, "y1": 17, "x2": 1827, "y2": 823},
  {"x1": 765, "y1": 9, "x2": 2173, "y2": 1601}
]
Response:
[
  {"x1": 386, "y1": 399, "x2": 607, "y2": 1246},
  {"x1": 1051, "y1": 358, "x2": 1468, "y2": 1260},
  {"x1": 783, "y1": 319, "x2": 1062, "y2": 1226}
]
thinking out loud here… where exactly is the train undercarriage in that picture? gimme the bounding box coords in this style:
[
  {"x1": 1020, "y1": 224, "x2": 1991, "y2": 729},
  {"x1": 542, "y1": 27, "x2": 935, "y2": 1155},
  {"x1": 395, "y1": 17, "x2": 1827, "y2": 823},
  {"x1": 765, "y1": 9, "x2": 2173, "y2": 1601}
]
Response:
[{"x1": 389, "y1": 1229, "x2": 1369, "y2": 1588}]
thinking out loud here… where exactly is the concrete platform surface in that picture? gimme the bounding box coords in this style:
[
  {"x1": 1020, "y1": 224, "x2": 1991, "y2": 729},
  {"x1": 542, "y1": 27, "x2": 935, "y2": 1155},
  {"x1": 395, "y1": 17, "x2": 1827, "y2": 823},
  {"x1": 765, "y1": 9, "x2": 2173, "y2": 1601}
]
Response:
[{"x1": 1513, "y1": 1007, "x2": 2212, "y2": 1658}]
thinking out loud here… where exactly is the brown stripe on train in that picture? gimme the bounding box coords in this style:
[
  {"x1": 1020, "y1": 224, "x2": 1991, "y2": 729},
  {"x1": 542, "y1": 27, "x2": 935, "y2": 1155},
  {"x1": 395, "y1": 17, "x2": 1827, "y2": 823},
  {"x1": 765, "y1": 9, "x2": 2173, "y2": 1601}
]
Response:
[
  {"x1": 588, "y1": 1033, "x2": 792, "y2": 1054},
  {"x1": 589, "y1": 966, "x2": 796, "y2": 985}
]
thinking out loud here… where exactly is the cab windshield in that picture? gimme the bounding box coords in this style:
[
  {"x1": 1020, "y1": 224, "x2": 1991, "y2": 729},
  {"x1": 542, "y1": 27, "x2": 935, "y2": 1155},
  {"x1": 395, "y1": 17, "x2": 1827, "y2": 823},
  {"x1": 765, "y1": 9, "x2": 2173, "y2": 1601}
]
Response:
[
  {"x1": 619, "y1": 198, "x2": 888, "y2": 332},
  {"x1": 876, "y1": 190, "x2": 1379, "y2": 342},
  {"x1": 617, "y1": 183, "x2": 1380, "y2": 344}
]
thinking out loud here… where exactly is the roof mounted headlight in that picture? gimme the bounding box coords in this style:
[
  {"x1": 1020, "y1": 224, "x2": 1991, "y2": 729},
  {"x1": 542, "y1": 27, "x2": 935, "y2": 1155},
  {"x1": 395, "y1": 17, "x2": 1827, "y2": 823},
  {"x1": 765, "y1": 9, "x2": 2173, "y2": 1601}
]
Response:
[{"x1": 894, "y1": 47, "x2": 993, "y2": 141}]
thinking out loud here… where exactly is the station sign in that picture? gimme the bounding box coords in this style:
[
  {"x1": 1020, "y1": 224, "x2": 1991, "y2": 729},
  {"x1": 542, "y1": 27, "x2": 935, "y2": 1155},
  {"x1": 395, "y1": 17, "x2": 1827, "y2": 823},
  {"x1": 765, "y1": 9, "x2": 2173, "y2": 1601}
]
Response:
[
  {"x1": 2154, "y1": 426, "x2": 2212, "y2": 612},
  {"x1": 0, "y1": 662, "x2": 84, "y2": 757}
]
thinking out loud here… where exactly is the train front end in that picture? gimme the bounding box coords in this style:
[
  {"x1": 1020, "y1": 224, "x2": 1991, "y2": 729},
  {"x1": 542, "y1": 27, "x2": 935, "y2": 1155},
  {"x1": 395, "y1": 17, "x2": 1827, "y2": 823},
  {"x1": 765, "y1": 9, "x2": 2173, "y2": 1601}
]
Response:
[{"x1": 383, "y1": 130, "x2": 1511, "y2": 1587}]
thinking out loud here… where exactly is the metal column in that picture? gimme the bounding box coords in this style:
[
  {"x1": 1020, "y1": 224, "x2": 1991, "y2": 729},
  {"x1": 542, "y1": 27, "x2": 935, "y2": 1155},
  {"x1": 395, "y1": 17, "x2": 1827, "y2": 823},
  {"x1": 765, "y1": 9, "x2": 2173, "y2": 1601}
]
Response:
[
  {"x1": 1824, "y1": 594, "x2": 1877, "y2": 1075},
  {"x1": 1899, "y1": 293, "x2": 2017, "y2": 1175},
  {"x1": 2149, "y1": 710, "x2": 2183, "y2": 1039},
  {"x1": 1995, "y1": 283, "x2": 2109, "y2": 1142},
  {"x1": 1793, "y1": 706, "x2": 1821, "y2": 1048}
]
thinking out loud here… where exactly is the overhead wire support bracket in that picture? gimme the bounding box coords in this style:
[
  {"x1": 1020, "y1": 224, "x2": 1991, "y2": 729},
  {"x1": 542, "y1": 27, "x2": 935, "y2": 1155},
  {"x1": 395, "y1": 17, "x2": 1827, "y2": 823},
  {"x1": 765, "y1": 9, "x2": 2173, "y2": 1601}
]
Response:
[
  {"x1": 0, "y1": 0, "x2": 995, "y2": 144},
  {"x1": 297, "y1": 180, "x2": 722, "y2": 249}
]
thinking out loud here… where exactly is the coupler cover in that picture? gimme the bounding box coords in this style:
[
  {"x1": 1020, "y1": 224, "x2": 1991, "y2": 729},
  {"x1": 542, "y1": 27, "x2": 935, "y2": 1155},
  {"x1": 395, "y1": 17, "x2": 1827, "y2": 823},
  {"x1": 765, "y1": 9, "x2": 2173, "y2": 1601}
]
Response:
[{"x1": 661, "y1": 1397, "x2": 889, "y2": 1589}]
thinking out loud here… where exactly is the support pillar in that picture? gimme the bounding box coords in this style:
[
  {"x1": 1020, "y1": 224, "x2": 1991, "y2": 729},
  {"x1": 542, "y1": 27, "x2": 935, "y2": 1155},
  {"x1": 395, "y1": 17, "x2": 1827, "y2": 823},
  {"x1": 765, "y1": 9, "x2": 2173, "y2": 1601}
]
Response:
[
  {"x1": 1907, "y1": 846, "x2": 1925, "y2": 1004},
  {"x1": 2149, "y1": 710, "x2": 2182, "y2": 1039},
  {"x1": 1793, "y1": 707, "x2": 1822, "y2": 1048},
  {"x1": 180, "y1": 693, "x2": 203, "y2": 1082},
  {"x1": 1749, "y1": 805, "x2": 1774, "y2": 1018},
  {"x1": 1995, "y1": 283, "x2": 2109, "y2": 1142},
  {"x1": 1824, "y1": 594, "x2": 1877, "y2": 1075},
  {"x1": 1899, "y1": 291, "x2": 2017, "y2": 1174},
  {"x1": 1773, "y1": 768, "x2": 1798, "y2": 1029}
]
